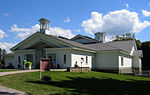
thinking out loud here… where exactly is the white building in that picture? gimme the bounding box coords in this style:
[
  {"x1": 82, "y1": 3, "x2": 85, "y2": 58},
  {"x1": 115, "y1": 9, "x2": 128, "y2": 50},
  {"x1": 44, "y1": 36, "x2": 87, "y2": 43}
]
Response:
[{"x1": 4, "y1": 18, "x2": 142, "y2": 73}]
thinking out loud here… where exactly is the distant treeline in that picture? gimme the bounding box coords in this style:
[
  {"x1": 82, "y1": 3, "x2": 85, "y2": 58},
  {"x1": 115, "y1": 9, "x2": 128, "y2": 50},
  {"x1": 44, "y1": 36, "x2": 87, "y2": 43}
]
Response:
[{"x1": 0, "y1": 48, "x2": 6, "y2": 65}]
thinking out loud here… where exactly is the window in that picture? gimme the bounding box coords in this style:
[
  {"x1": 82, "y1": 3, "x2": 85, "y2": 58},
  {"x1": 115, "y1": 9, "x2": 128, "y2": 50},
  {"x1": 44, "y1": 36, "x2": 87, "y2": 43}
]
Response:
[
  {"x1": 86, "y1": 56, "x2": 88, "y2": 64},
  {"x1": 121, "y1": 57, "x2": 124, "y2": 66},
  {"x1": 18, "y1": 56, "x2": 21, "y2": 64},
  {"x1": 64, "y1": 55, "x2": 66, "y2": 64}
]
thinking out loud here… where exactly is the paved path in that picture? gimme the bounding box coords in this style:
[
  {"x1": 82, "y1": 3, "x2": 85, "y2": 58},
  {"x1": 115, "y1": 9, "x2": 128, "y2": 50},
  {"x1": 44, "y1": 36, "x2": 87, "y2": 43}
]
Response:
[
  {"x1": 0, "y1": 85, "x2": 30, "y2": 95},
  {"x1": 0, "y1": 70, "x2": 39, "y2": 76},
  {"x1": 0, "y1": 70, "x2": 39, "y2": 95}
]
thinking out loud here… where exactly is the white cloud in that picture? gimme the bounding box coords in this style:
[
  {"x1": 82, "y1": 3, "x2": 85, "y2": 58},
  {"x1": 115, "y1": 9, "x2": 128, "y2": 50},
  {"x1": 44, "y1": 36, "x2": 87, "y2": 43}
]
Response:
[
  {"x1": 0, "y1": 42, "x2": 16, "y2": 53},
  {"x1": 125, "y1": 3, "x2": 129, "y2": 9},
  {"x1": 46, "y1": 27, "x2": 74, "y2": 38},
  {"x1": 82, "y1": 9, "x2": 150, "y2": 36},
  {"x1": 64, "y1": 16, "x2": 71, "y2": 23},
  {"x1": 3, "y1": 13, "x2": 10, "y2": 16},
  {"x1": 10, "y1": 24, "x2": 74, "y2": 39},
  {"x1": 0, "y1": 30, "x2": 8, "y2": 39},
  {"x1": 142, "y1": 10, "x2": 150, "y2": 17},
  {"x1": 82, "y1": 12, "x2": 104, "y2": 35},
  {"x1": 10, "y1": 24, "x2": 40, "y2": 39}
]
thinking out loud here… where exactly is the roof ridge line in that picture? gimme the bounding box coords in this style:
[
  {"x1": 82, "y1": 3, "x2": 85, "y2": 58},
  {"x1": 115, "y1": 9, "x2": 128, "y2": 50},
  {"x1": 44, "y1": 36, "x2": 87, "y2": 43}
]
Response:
[{"x1": 71, "y1": 34, "x2": 98, "y2": 42}]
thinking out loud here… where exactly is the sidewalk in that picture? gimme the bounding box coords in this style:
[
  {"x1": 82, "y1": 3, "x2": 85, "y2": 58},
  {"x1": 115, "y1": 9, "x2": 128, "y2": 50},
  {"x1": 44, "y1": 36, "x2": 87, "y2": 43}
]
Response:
[
  {"x1": 0, "y1": 86, "x2": 30, "y2": 95},
  {"x1": 0, "y1": 70, "x2": 39, "y2": 76},
  {"x1": 0, "y1": 70, "x2": 39, "y2": 95}
]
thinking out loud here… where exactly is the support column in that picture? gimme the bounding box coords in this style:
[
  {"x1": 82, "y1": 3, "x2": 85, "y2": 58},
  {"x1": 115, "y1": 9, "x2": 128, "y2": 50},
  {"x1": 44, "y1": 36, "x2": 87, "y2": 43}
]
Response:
[
  {"x1": 46, "y1": 51, "x2": 48, "y2": 58},
  {"x1": 32, "y1": 51, "x2": 36, "y2": 68}
]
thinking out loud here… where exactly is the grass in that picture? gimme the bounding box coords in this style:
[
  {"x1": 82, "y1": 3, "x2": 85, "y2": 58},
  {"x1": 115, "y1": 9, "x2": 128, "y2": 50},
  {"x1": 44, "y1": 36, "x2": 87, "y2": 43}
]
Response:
[
  {"x1": 0, "y1": 71, "x2": 150, "y2": 95},
  {"x1": 0, "y1": 69, "x2": 20, "y2": 72}
]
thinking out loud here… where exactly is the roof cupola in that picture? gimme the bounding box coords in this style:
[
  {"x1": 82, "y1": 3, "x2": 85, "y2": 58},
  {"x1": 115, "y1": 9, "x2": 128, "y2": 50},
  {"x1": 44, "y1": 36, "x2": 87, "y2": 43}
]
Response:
[{"x1": 39, "y1": 18, "x2": 50, "y2": 34}]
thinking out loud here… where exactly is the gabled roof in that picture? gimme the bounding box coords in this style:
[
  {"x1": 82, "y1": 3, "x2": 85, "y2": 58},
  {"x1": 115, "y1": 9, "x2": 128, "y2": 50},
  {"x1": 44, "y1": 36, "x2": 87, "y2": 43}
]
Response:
[
  {"x1": 85, "y1": 43, "x2": 119, "y2": 51},
  {"x1": 44, "y1": 33, "x2": 95, "y2": 51},
  {"x1": 10, "y1": 32, "x2": 137, "y2": 55},
  {"x1": 10, "y1": 32, "x2": 39, "y2": 51},
  {"x1": 106, "y1": 40, "x2": 137, "y2": 53},
  {"x1": 11, "y1": 32, "x2": 95, "y2": 51},
  {"x1": 85, "y1": 40, "x2": 137, "y2": 54},
  {"x1": 4, "y1": 52, "x2": 14, "y2": 57},
  {"x1": 71, "y1": 34, "x2": 98, "y2": 44}
]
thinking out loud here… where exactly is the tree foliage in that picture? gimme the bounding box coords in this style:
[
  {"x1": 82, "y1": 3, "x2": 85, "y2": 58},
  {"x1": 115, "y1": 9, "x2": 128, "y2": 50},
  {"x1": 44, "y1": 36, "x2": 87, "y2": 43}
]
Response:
[
  {"x1": 141, "y1": 41, "x2": 150, "y2": 70},
  {"x1": 135, "y1": 40, "x2": 142, "y2": 50},
  {"x1": 0, "y1": 48, "x2": 6, "y2": 65}
]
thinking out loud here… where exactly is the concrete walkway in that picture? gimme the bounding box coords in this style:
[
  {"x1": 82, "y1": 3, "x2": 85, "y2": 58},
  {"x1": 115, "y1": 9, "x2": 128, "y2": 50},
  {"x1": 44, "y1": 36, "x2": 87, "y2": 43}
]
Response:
[
  {"x1": 0, "y1": 86, "x2": 30, "y2": 95},
  {"x1": 0, "y1": 70, "x2": 39, "y2": 76},
  {"x1": 0, "y1": 70, "x2": 39, "y2": 95}
]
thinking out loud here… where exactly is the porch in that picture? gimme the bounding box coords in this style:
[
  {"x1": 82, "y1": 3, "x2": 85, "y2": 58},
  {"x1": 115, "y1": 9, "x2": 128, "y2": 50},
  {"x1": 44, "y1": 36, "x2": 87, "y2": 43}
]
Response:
[{"x1": 14, "y1": 47, "x2": 71, "y2": 69}]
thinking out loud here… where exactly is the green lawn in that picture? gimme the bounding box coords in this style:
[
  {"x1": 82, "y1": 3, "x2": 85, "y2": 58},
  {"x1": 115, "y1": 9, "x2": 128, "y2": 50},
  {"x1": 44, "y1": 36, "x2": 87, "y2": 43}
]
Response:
[
  {"x1": 0, "y1": 71, "x2": 150, "y2": 95},
  {"x1": 0, "y1": 69, "x2": 20, "y2": 72}
]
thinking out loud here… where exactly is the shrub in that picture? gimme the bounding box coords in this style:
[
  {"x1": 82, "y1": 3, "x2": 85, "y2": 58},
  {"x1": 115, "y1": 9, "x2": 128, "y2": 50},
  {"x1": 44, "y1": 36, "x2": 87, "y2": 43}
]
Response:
[
  {"x1": 7, "y1": 63, "x2": 14, "y2": 69},
  {"x1": 41, "y1": 75, "x2": 51, "y2": 81}
]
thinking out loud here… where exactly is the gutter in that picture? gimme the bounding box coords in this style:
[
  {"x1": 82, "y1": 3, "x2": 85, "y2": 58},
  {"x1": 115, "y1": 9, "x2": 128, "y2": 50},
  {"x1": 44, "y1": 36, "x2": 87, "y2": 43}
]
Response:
[{"x1": 72, "y1": 47, "x2": 96, "y2": 53}]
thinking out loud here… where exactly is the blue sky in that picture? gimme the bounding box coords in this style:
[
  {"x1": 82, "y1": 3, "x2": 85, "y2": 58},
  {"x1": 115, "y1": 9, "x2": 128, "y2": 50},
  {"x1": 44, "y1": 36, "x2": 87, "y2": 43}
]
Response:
[{"x1": 0, "y1": 0, "x2": 150, "y2": 52}]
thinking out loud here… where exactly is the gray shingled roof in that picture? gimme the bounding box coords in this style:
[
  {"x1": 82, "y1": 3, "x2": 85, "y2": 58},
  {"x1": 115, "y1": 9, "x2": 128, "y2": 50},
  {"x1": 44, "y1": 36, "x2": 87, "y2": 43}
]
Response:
[
  {"x1": 106, "y1": 40, "x2": 136, "y2": 53},
  {"x1": 38, "y1": 33, "x2": 137, "y2": 53},
  {"x1": 71, "y1": 34, "x2": 99, "y2": 43},
  {"x1": 11, "y1": 32, "x2": 136, "y2": 54},
  {"x1": 43, "y1": 33, "x2": 96, "y2": 51},
  {"x1": 11, "y1": 32, "x2": 95, "y2": 51},
  {"x1": 85, "y1": 40, "x2": 136, "y2": 53},
  {"x1": 85, "y1": 43, "x2": 119, "y2": 51}
]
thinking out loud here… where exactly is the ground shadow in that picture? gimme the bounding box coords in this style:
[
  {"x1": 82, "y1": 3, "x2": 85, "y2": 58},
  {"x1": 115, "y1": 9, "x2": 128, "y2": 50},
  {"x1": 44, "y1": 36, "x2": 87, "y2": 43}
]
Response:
[{"x1": 26, "y1": 76, "x2": 150, "y2": 95}]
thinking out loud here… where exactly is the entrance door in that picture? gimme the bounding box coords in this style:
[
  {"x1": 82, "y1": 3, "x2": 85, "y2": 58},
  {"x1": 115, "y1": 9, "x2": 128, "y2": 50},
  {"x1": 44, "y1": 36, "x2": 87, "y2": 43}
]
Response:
[
  {"x1": 35, "y1": 49, "x2": 45, "y2": 69},
  {"x1": 26, "y1": 54, "x2": 33, "y2": 62},
  {"x1": 18, "y1": 56, "x2": 21, "y2": 69}
]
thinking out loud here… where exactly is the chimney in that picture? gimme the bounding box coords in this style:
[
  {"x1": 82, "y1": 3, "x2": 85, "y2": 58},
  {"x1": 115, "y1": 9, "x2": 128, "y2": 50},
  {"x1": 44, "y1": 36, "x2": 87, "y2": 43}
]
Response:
[
  {"x1": 39, "y1": 18, "x2": 50, "y2": 34},
  {"x1": 94, "y1": 32, "x2": 106, "y2": 43}
]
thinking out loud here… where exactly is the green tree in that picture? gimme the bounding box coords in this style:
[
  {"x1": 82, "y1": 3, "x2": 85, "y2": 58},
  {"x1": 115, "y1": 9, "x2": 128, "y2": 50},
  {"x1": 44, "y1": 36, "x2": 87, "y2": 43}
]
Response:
[
  {"x1": 135, "y1": 40, "x2": 142, "y2": 50},
  {"x1": 0, "y1": 48, "x2": 2, "y2": 61},
  {"x1": 1, "y1": 49, "x2": 6, "y2": 65},
  {"x1": 0, "y1": 48, "x2": 6, "y2": 65},
  {"x1": 141, "y1": 41, "x2": 150, "y2": 70}
]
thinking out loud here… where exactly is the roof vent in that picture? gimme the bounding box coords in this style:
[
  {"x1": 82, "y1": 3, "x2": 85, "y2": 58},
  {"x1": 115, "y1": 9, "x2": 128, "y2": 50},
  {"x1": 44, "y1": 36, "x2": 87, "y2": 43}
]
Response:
[{"x1": 94, "y1": 32, "x2": 106, "y2": 43}]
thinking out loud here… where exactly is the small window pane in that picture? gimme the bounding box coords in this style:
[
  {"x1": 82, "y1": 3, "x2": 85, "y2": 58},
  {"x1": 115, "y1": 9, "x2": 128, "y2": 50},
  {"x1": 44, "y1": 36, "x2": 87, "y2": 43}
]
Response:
[
  {"x1": 64, "y1": 55, "x2": 66, "y2": 64},
  {"x1": 86, "y1": 56, "x2": 88, "y2": 64},
  {"x1": 121, "y1": 57, "x2": 123, "y2": 66}
]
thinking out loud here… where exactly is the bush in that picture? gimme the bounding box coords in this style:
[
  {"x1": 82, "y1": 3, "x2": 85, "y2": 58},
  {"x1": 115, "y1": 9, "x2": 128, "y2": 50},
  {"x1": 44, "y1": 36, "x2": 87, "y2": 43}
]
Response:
[
  {"x1": 41, "y1": 75, "x2": 51, "y2": 81},
  {"x1": 7, "y1": 63, "x2": 14, "y2": 69}
]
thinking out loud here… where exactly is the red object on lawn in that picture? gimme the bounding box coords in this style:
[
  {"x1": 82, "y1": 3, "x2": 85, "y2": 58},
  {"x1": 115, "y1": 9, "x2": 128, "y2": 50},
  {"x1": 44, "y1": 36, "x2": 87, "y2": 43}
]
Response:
[
  {"x1": 40, "y1": 60, "x2": 50, "y2": 71},
  {"x1": 40, "y1": 58, "x2": 51, "y2": 80}
]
